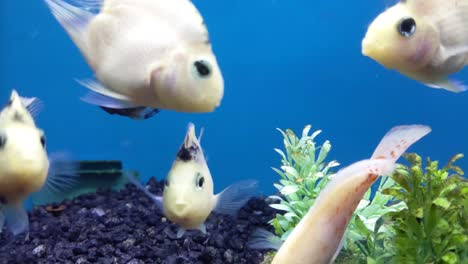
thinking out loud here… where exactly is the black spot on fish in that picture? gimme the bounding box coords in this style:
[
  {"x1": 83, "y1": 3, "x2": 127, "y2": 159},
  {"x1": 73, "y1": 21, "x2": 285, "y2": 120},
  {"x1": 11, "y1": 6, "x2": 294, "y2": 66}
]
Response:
[
  {"x1": 0, "y1": 195, "x2": 6, "y2": 204},
  {"x1": 177, "y1": 144, "x2": 199, "y2": 162},
  {"x1": 40, "y1": 135, "x2": 46, "y2": 148},
  {"x1": 13, "y1": 111, "x2": 24, "y2": 122},
  {"x1": 0, "y1": 133, "x2": 6, "y2": 150}
]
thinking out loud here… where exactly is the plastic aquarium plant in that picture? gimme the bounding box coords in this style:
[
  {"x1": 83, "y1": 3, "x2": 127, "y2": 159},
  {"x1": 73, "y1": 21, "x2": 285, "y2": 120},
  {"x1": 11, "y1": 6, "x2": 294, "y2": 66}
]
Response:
[
  {"x1": 381, "y1": 153, "x2": 468, "y2": 263},
  {"x1": 268, "y1": 125, "x2": 339, "y2": 240},
  {"x1": 342, "y1": 174, "x2": 407, "y2": 263}
]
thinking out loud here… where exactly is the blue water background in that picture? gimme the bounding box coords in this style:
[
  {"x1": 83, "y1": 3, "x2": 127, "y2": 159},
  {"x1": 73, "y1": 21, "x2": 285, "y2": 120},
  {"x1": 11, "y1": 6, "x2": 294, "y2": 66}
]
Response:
[{"x1": 1, "y1": 0, "x2": 467, "y2": 197}]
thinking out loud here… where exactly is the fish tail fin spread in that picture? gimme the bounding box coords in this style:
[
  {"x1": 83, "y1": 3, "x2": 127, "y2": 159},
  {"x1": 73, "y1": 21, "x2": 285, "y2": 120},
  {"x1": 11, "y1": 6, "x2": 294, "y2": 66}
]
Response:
[
  {"x1": 246, "y1": 228, "x2": 283, "y2": 251},
  {"x1": 425, "y1": 79, "x2": 468, "y2": 93},
  {"x1": 124, "y1": 173, "x2": 163, "y2": 208},
  {"x1": 32, "y1": 152, "x2": 80, "y2": 205},
  {"x1": 3, "y1": 203, "x2": 29, "y2": 236},
  {"x1": 213, "y1": 180, "x2": 258, "y2": 216},
  {"x1": 79, "y1": 80, "x2": 160, "y2": 120},
  {"x1": 371, "y1": 125, "x2": 431, "y2": 162},
  {"x1": 44, "y1": 0, "x2": 99, "y2": 52}
]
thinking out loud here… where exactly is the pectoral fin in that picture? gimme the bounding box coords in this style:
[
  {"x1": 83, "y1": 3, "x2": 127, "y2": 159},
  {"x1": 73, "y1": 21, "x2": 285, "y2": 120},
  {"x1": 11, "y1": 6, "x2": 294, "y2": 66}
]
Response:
[{"x1": 425, "y1": 78, "x2": 467, "y2": 93}]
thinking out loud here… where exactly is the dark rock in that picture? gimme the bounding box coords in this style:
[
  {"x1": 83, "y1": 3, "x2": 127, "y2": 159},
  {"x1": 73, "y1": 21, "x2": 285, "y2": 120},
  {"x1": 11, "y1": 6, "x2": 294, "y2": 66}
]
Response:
[{"x1": 0, "y1": 178, "x2": 276, "y2": 263}]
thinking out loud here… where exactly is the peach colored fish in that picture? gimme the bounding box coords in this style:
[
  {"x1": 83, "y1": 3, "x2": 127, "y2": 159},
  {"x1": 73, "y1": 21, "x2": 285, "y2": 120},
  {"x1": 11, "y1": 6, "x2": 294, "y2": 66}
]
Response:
[{"x1": 362, "y1": 0, "x2": 468, "y2": 93}]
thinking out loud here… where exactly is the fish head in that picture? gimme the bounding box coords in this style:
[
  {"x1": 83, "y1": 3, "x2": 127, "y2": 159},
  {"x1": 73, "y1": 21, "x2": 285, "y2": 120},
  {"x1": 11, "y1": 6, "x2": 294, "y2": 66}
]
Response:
[
  {"x1": 162, "y1": 123, "x2": 215, "y2": 229},
  {"x1": 151, "y1": 46, "x2": 224, "y2": 113},
  {"x1": 362, "y1": 3, "x2": 439, "y2": 71}
]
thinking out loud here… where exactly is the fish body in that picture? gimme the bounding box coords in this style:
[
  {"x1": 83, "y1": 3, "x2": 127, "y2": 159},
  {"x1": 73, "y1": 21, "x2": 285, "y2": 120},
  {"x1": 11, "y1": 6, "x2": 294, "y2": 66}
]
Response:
[
  {"x1": 0, "y1": 90, "x2": 78, "y2": 236},
  {"x1": 362, "y1": 0, "x2": 468, "y2": 92},
  {"x1": 162, "y1": 124, "x2": 215, "y2": 230},
  {"x1": 45, "y1": 0, "x2": 224, "y2": 119},
  {"x1": 249, "y1": 125, "x2": 431, "y2": 264},
  {"x1": 0, "y1": 91, "x2": 49, "y2": 206},
  {"x1": 128, "y1": 123, "x2": 257, "y2": 237}
]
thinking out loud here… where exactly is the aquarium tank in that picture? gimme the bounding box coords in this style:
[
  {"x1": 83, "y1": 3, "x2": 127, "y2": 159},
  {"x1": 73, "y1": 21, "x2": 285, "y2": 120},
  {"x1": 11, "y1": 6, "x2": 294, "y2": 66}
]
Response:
[{"x1": 0, "y1": 0, "x2": 467, "y2": 263}]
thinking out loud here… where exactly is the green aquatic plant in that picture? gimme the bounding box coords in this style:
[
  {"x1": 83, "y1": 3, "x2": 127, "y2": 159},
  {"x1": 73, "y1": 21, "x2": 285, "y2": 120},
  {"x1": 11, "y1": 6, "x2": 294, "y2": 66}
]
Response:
[
  {"x1": 268, "y1": 125, "x2": 339, "y2": 240},
  {"x1": 381, "y1": 153, "x2": 468, "y2": 263},
  {"x1": 343, "y1": 175, "x2": 406, "y2": 263}
]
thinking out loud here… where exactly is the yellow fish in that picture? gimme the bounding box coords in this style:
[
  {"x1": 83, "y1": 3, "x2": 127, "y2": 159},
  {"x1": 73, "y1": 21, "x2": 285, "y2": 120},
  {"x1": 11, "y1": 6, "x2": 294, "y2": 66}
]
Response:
[
  {"x1": 45, "y1": 0, "x2": 224, "y2": 119},
  {"x1": 362, "y1": 0, "x2": 468, "y2": 93},
  {"x1": 128, "y1": 123, "x2": 257, "y2": 238},
  {"x1": 0, "y1": 90, "x2": 78, "y2": 236},
  {"x1": 248, "y1": 125, "x2": 431, "y2": 264}
]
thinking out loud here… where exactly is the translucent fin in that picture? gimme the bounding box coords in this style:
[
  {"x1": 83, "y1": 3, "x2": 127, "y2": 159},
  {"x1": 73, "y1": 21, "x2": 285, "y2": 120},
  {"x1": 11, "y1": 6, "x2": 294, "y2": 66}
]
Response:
[
  {"x1": 19, "y1": 96, "x2": 43, "y2": 118},
  {"x1": 4, "y1": 203, "x2": 29, "y2": 236},
  {"x1": 177, "y1": 227, "x2": 186, "y2": 238},
  {"x1": 199, "y1": 223, "x2": 206, "y2": 234},
  {"x1": 31, "y1": 152, "x2": 80, "y2": 205},
  {"x1": 247, "y1": 228, "x2": 283, "y2": 250},
  {"x1": 80, "y1": 90, "x2": 137, "y2": 109},
  {"x1": 330, "y1": 237, "x2": 346, "y2": 264},
  {"x1": 213, "y1": 180, "x2": 258, "y2": 216},
  {"x1": 44, "y1": 0, "x2": 100, "y2": 52},
  {"x1": 0, "y1": 210, "x2": 5, "y2": 233},
  {"x1": 425, "y1": 79, "x2": 468, "y2": 93},
  {"x1": 124, "y1": 172, "x2": 163, "y2": 208},
  {"x1": 371, "y1": 125, "x2": 431, "y2": 162},
  {"x1": 79, "y1": 82, "x2": 160, "y2": 120},
  {"x1": 77, "y1": 79, "x2": 133, "y2": 102}
]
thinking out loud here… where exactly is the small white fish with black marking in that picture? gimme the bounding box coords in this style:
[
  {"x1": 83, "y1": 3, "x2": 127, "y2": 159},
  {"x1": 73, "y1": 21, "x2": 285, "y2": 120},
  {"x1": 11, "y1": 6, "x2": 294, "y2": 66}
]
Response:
[
  {"x1": 0, "y1": 90, "x2": 78, "y2": 236},
  {"x1": 248, "y1": 125, "x2": 431, "y2": 264},
  {"x1": 44, "y1": 0, "x2": 224, "y2": 119},
  {"x1": 127, "y1": 123, "x2": 257, "y2": 238}
]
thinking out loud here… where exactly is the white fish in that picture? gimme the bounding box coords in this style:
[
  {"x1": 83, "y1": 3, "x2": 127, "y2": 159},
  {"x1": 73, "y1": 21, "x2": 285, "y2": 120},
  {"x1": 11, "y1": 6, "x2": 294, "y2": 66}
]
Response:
[
  {"x1": 0, "y1": 90, "x2": 78, "y2": 236},
  {"x1": 248, "y1": 125, "x2": 431, "y2": 264},
  {"x1": 127, "y1": 123, "x2": 257, "y2": 238},
  {"x1": 45, "y1": 0, "x2": 224, "y2": 119},
  {"x1": 362, "y1": 0, "x2": 468, "y2": 93}
]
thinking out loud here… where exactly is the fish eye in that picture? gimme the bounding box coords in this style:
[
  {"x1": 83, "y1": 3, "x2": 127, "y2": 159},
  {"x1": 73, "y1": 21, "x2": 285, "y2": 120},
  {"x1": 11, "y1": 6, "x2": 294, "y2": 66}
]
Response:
[
  {"x1": 192, "y1": 60, "x2": 212, "y2": 79},
  {"x1": 0, "y1": 134, "x2": 6, "y2": 149},
  {"x1": 397, "y1": 17, "x2": 416, "y2": 37},
  {"x1": 195, "y1": 172, "x2": 205, "y2": 189},
  {"x1": 40, "y1": 135, "x2": 46, "y2": 148}
]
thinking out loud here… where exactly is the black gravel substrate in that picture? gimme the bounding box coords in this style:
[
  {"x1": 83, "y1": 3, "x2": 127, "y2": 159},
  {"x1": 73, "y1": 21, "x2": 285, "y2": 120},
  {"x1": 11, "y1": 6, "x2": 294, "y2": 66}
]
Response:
[{"x1": 0, "y1": 178, "x2": 277, "y2": 264}]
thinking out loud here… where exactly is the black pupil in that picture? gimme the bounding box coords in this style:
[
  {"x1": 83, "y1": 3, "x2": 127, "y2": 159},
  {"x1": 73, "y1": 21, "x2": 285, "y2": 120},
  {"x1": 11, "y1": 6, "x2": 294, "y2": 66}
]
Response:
[
  {"x1": 198, "y1": 176, "x2": 205, "y2": 187},
  {"x1": 0, "y1": 134, "x2": 6, "y2": 149},
  {"x1": 398, "y1": 18, "x2": 416, "y2": 37},
  {"x1": 194, "y1": 61, "x2": 211, "y2": 77},
  {"x1": 40, "y1": 136, "x2": 46, "y2": 148}
]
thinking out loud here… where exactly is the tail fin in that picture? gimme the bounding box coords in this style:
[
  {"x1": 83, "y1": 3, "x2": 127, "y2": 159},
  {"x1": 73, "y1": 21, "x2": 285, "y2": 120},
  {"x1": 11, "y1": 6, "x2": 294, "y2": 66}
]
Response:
[
  {"x1": 44, "y1": 0, "x2": 99, "y2": 52},
  {"x1": 371, "y1": 125, "x2": 431, "y2": 162}
]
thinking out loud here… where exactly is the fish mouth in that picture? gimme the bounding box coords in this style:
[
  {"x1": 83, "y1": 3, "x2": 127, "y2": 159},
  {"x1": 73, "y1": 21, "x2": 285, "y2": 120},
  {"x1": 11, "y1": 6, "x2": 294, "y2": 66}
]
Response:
[{"x1": 361, "y1": 36, "x2": 379, "y2": 57}]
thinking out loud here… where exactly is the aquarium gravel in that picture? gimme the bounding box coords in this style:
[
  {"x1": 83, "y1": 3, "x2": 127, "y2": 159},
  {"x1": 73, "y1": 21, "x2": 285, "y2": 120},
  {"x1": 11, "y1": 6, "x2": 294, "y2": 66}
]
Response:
[{"x1": 0, "y1": 178, "x2": 276, "y2": 264}]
